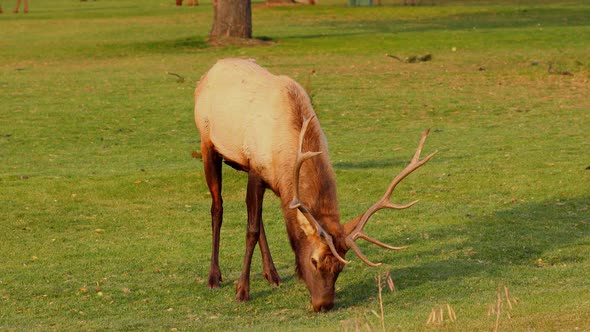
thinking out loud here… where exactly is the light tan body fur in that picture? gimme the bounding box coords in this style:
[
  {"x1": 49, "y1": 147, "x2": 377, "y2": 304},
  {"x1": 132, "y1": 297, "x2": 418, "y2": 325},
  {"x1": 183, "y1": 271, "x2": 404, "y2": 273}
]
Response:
[{"x1": 195, "y1": 59, "x2": 330, "y2": 194}]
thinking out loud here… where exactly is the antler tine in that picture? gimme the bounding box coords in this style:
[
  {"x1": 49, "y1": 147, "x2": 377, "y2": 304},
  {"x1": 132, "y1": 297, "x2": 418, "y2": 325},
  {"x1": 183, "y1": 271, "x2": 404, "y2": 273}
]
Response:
[
  {"x1": 346, "y1": 129, "x2": 437, "y2": 266},
  {"x1": 289, "y1": 115, "x2": 350, "y2": 265},
  {"x1": 290, "y1": 116, "x2": 322, "y2": 210},
  {"x1": 347, "y1": 241, "x2": 381, "y2": 267},
  {"x1": 356, "y1": 232, "x2": 408, "y2": 250},
  {"x1": 345, "y1": 234, "x2": 409, "y2": 268}
]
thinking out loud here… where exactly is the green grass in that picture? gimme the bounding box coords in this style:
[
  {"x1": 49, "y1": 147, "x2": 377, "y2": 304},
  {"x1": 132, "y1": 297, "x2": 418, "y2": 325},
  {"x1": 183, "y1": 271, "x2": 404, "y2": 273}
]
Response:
[{"x1": 1, "y1": 0, "x2": 589, "y2": 330}]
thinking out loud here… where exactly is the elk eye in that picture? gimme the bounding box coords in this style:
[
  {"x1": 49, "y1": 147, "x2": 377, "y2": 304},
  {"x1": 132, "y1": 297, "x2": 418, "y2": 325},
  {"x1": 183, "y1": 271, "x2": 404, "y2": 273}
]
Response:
[{"x1": 311, "y1": 257, "x2": 319, "y2": 269}]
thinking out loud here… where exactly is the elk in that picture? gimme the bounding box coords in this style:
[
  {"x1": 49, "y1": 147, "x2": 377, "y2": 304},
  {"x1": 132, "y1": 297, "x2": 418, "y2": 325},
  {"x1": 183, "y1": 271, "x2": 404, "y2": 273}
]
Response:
[
  {"x1": 194, "y1": 58, "x2": 436, "y2": 312},
  {"x1": 7, "y1": 0, "x2": 28, "y2": 13}
]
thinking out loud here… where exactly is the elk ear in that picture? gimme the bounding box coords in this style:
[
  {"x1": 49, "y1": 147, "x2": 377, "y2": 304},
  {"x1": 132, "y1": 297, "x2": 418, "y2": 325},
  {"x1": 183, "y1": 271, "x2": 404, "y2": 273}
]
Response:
[
  {"x1": 296, "y1": 210, "x2": 316, "y2": 237},
  {"x1": 310, "y1": 248, "x2": 324, "y2": 270},
  {"x1": 311, "y1": 257, "x2": 319, "y2": 270},
  {"x1": 343, "y1": 215, "x2": 362, "y2": 239}
]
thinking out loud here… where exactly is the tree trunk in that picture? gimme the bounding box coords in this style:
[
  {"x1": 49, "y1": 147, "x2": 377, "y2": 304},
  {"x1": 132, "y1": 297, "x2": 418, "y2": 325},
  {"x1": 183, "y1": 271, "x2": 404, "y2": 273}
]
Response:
[{"x1": 209, "y1": 0, "x2": 252, "y2": 42}]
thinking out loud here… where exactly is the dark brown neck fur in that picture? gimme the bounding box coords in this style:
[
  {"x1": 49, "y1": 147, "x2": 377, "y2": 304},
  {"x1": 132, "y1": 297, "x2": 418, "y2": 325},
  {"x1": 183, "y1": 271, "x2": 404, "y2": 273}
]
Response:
[{"x1": 280, "y1": 81, "x2": 347, "y2": 277}]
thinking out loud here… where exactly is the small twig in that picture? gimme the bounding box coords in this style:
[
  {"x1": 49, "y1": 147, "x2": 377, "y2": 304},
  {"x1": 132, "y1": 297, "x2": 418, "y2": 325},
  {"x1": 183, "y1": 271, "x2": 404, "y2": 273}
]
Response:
[
  {"x1": 547, "y1": 63, "x2": 573, "y2": 76},
  {"x1": 387, "y1": 53, "x2": 432, "y2": 63},
  {"x1": 167, "y1": 71, "x2": 185, "y2": 83},
  {"x1": 386, "y1": 54, "x2": 403, "y2": 62}
]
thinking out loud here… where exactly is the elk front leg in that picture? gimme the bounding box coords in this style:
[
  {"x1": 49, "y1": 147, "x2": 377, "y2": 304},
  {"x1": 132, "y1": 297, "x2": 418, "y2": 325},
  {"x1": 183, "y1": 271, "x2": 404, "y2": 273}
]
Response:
[
  {"x1": 259, "y1": 220, "x2": 281, "y2": 286},
  {"x1": 236, "y1": 172, "x2": 266, "y2": 301},
  {"x1": 14, "y1": 0, "x2": 28, "y2": 13},
  {"x1": 202, "y1": 143, "x2": 224, "y2": 289}
]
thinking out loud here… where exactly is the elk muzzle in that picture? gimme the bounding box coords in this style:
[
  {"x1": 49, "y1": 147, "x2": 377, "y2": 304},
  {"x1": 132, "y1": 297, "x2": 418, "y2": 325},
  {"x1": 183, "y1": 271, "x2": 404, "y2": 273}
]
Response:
[
  {"x1": 308, "y1": 278, "x2": 337, "y2": 312},
  {"x1": 311, "y1": 294, "x2": 335, "y2": 312}
]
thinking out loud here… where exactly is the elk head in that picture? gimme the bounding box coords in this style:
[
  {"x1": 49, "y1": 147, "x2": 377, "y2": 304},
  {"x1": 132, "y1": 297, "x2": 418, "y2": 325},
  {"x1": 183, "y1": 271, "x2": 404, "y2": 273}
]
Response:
[{"x1": 291, "y1": 116, "x2": 437, "y2": 312}]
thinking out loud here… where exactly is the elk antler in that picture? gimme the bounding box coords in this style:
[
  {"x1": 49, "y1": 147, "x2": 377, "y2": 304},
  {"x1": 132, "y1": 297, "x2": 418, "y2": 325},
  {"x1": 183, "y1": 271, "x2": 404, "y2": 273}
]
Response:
[
  {"x1": 289, "y1": 115, "x2": 350, "y2": 265},
  {"x1": 345, "y1": 129, "x2": 437, "y2": 267}
]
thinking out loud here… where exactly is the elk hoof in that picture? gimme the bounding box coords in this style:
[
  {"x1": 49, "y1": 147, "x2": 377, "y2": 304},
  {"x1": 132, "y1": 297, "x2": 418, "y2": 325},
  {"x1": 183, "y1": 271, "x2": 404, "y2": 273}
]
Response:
[
  {"x1": 235, "y1": 286, "x2": 250, "y2": 302},
  {"x1": 263, "y1": 269, "x2": 281, "y2": 287},
  {"x1": 207, "y1": 271, "x2": 222, "y2": 289}
]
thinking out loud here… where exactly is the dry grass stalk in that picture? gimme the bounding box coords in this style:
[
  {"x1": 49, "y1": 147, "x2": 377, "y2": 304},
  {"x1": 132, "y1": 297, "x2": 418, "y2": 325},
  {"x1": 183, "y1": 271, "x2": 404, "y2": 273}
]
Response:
[
  {"x1": 341, "y1": 315, "x2": 368, "y2": 332},
  {"x1": 446, "y1": 303, "x2": 457, "y2": 322},
  {"x1": 494, "y1": 286, "x2": 503, "y2": 332},
  {"x1": 489, "y1": 283, "x2": 517, "y2": 332},
  {"x1": 341, "y1": 271, "x2": 394, "y2": 332},
  {"x1": 504, "y1": 285, "x2": 513, "y2": 310},
  {"x1": 426, "y1": 303, "x2": 456, "y2": 325},
  {"x1": 426, "y1": 308, "x2": 436, "y2": 325},
  {"x1": 385, "y1": 270, "x2": 395, "y2": 292},
  {"x1": 376, "y1": 274, "x2": 386, "y2": 332}
]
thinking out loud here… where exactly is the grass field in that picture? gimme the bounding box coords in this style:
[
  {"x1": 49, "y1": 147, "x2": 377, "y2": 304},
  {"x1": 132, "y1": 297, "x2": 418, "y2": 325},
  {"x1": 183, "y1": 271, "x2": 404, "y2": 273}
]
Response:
[{"x1": 1, "y1": 0, "x2": 589, "y2": 330}]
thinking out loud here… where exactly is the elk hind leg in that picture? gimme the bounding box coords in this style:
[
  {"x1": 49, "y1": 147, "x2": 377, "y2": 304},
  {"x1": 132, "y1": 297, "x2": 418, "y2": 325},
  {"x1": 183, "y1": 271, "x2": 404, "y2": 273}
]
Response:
[
  {"x1": 202, "y1": 143, "x2": 223, "y2": 289},
  {"x1": 259, "y1": 221, "x2": 281, "y2": 286},
  {"x1": 236, "y1": 172, "x2": 266, "y2": 301}
]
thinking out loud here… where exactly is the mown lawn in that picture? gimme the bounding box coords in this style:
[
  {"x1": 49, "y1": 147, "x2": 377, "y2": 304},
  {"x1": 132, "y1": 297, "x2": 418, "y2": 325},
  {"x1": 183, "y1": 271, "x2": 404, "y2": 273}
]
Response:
[{"x1": 1, "y1": 0, "x2": 589, "y2": 330}]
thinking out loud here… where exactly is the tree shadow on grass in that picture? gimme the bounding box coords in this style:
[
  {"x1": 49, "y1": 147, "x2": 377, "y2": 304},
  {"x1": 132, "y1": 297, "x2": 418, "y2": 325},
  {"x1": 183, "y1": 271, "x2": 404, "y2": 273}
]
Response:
[
  {"x1": 337, "y1": 196, "x2": 590, "y2": 308},
  {"x1": 281, "y1": 6, "x2": 590, "y2": 41},
  {"x1": 119, "y1": 37, "x2": 209, "y2": 55},
  {"x1": 333, "y1": 157, "x2": 407, "y2": 170},
  {"x1": 82, "y1": 37, "x2": 210, "y2": 59},
  {"x1": 102, "y1": 36, "x2": 277, "y2": 57}
]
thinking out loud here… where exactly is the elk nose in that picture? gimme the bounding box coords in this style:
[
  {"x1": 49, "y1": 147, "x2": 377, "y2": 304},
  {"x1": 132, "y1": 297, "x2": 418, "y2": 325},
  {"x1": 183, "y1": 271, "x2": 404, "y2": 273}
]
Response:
[{"x1": 312, "y1": 300, "x2": 334, "y2": 312}]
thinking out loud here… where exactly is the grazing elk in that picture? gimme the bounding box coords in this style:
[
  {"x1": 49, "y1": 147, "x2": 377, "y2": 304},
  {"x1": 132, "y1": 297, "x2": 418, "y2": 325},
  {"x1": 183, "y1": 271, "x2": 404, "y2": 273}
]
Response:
[{"x1": 194, "y1": 58, "x2": 436, "y2": 312}]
